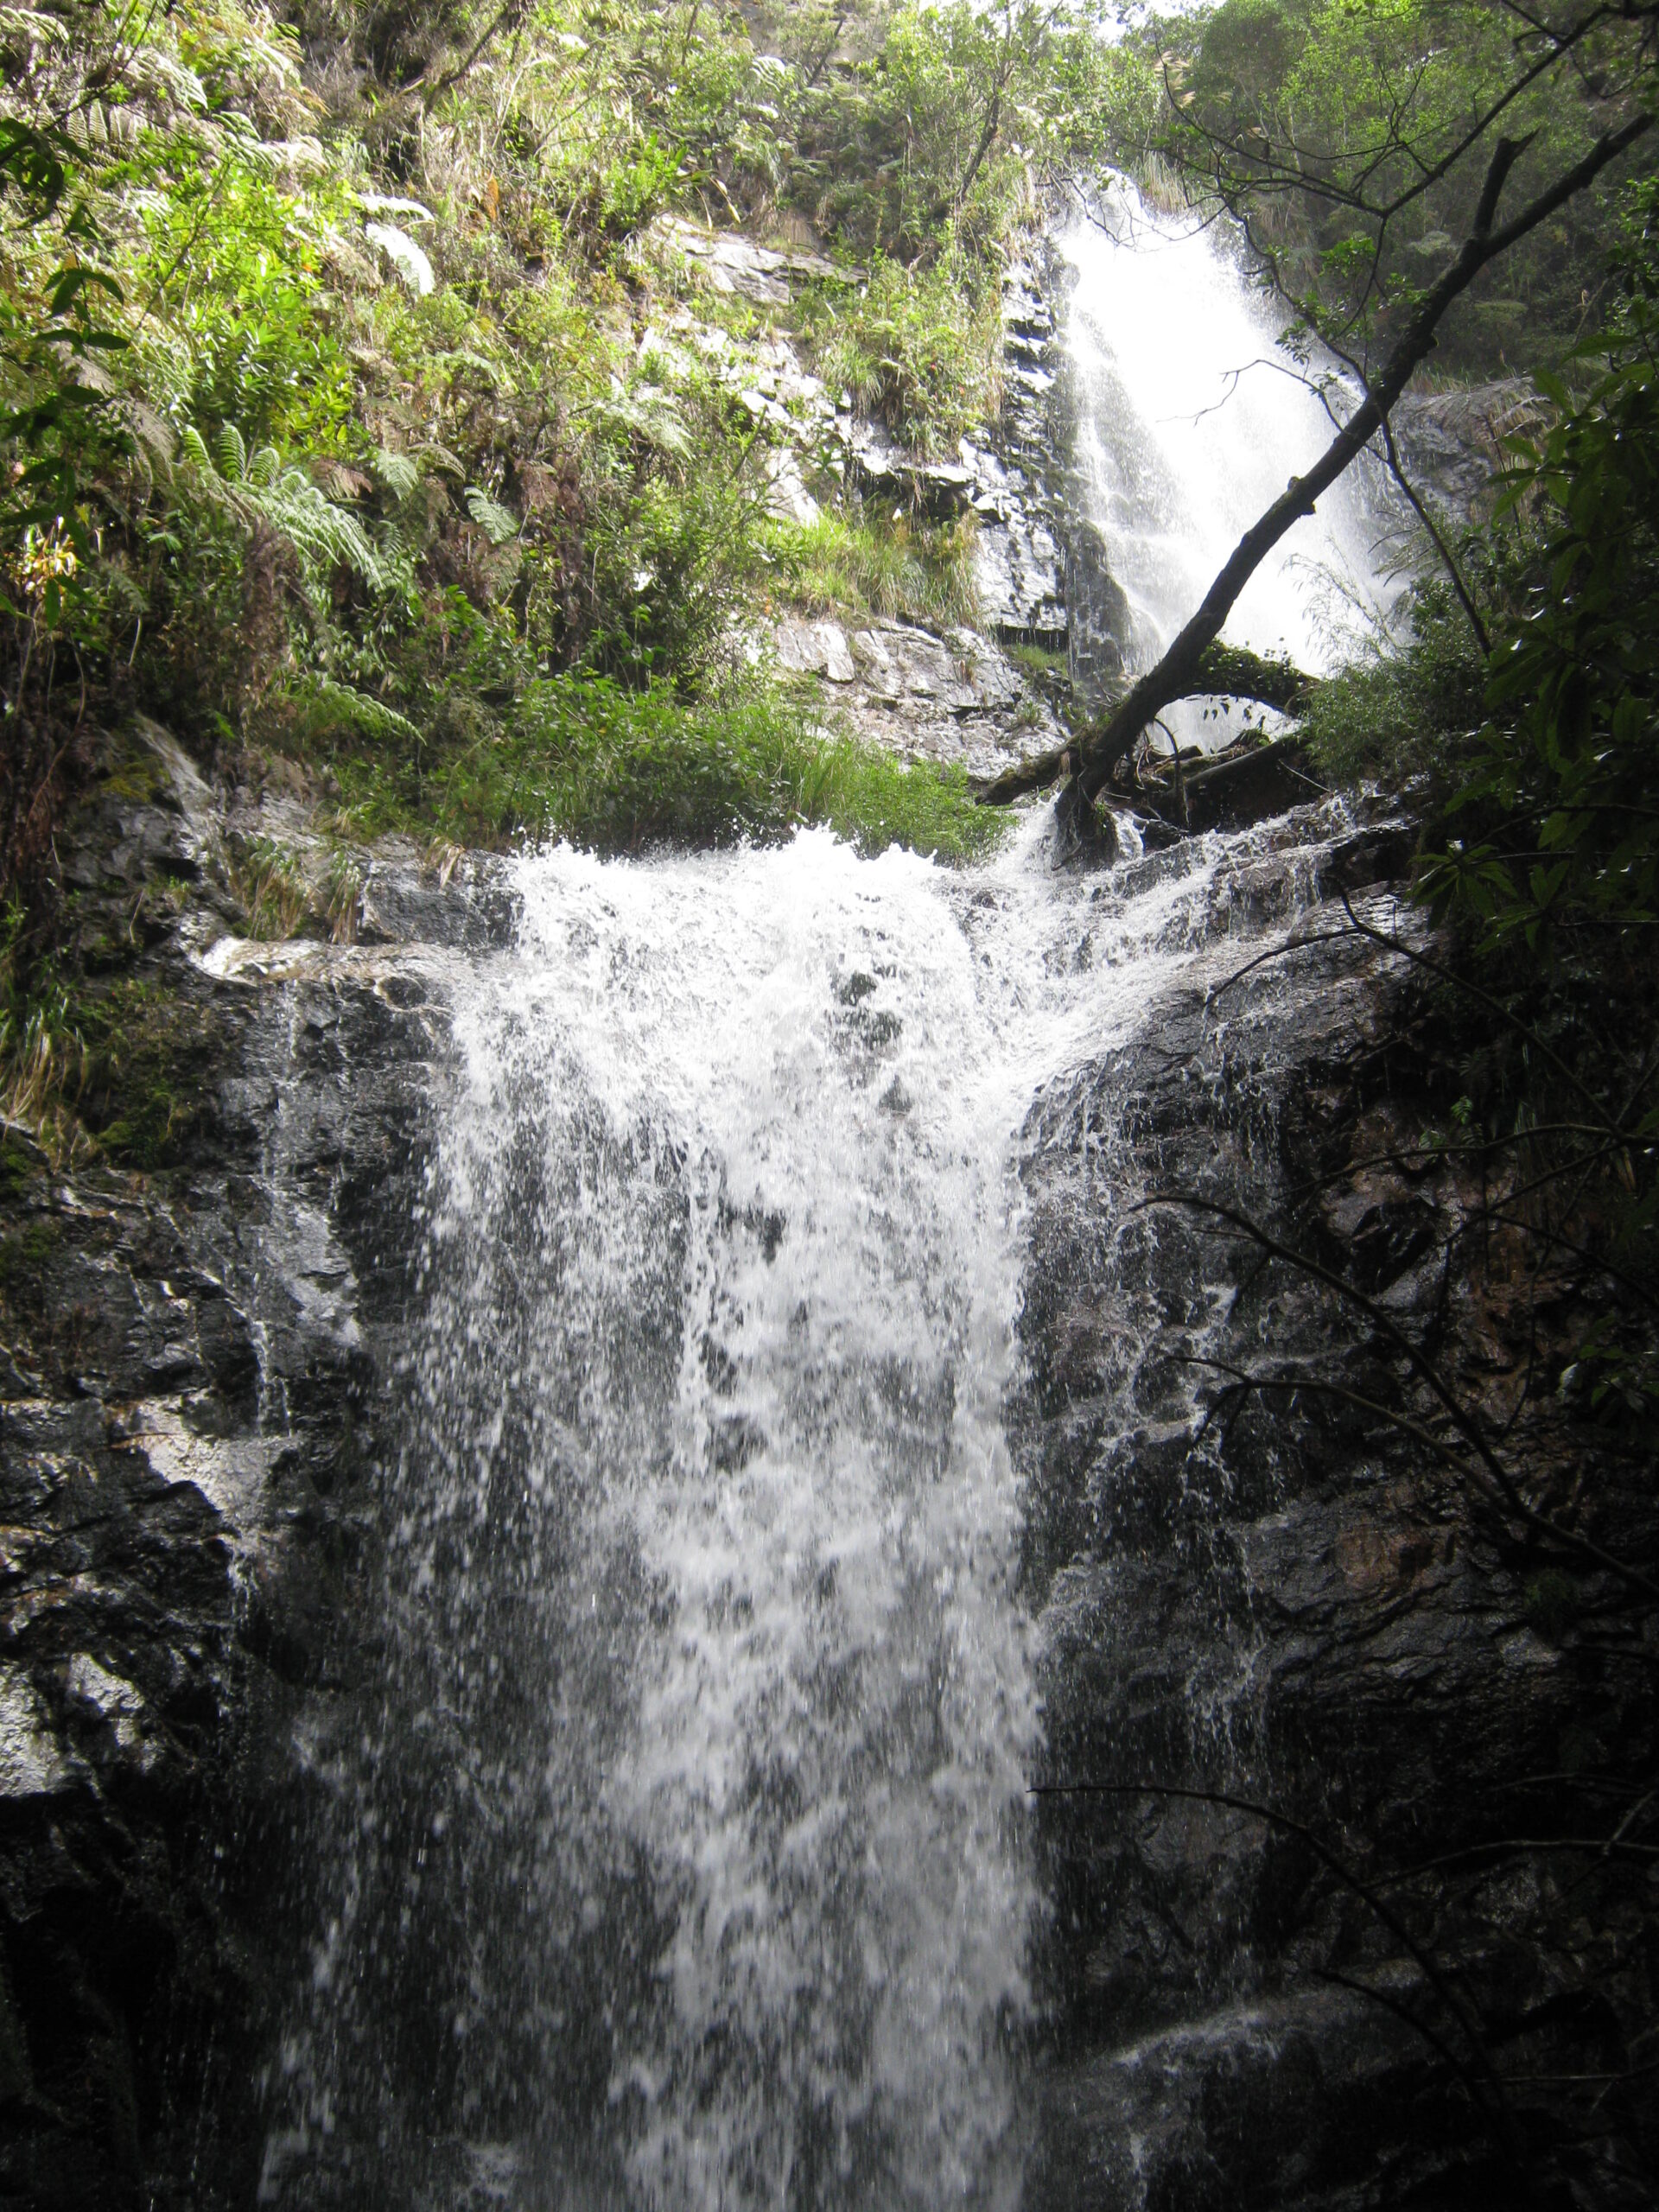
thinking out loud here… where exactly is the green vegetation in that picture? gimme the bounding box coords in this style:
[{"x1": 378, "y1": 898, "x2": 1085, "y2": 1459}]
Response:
[
  {"x1": 766, "y1": 506, "x2": 980, "y2": 627},
  {"x1": 75, "y1": 975, "x2": 226, "y2": 1168},
  {"x1": 0, "y1": 1217, "x2": 60, "y2": 1327},
  {"x1": 0, "y1": 925, "x2": 225, "y2": 1168},
  {"x1": 1154, "y1": 0, "x2": 1654, "y2": 376},
  {"x1": 1116, "y1": 0, "x2": 1659, "y2": 1227},
  {"x1": 318, "y1": 669, "x2": 1001, "y2": 855},
  {"x1": 1, "y1": 0, "x2": 1146, "y2": 938},
  {"x1": 6, "y1": 0, "x2": 1131, "y2": 1163},
  {"x1": 798, "y1": 251, "x2": 1002, "y2": 455}
]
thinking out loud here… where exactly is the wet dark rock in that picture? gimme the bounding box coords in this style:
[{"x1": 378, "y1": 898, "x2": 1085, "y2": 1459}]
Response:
[
  {"x1": 1013, "y1": 856, "x2": 1659, "y2": 2209},
  {"x1": 0, "y1": 743, "x2": 459, "y2": 2209},
  {"x1": 1052, "y1": 779, "x2": 1119, "y2": 869},
  {"x1": 1121, "y1": 735, "x2": 1328, "y2": 838},
  {"x1": 0, "y1": 251, "x2": 1638, "y2": 2212}
]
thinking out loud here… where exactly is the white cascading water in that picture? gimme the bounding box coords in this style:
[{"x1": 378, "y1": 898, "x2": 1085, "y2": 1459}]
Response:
[
  {"x1": 1062, "y1": 180, "x2": 1396, "y2": 750},
  {"x1": 264, "y1": 202, "x2": 1386, "y2": 2211}
]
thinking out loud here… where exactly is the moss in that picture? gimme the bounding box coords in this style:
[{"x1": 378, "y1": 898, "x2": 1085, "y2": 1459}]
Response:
[
  {"x1": 0, "y1": 1217, "x2": 62, "y2": 1323},
  {"x1": 0, "y1": 1217, "x2": 60, "y2": 1281},
  {"x1": 76, "y1": 979, "x2": 226, "y2": 1172},
  {"x1": 0, "y1": 1137, "x2": 35, "y2": 1200},
  {"x1": 3, "y1": 949, "x2": 226, "y2": 1172},
  {"x1": 96, "y1": 745, "x2": 173, "y2": 806},
  {"x1": 1008, "y1": 641, "x2": 1070, "y2": 682}
]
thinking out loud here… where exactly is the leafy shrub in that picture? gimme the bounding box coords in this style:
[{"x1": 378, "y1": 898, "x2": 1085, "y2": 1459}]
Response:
[
  {"x1": 1300, "y1": 574, "x2": 1487, "y2": 790},
  {"x1": 1419, "y1": 349, "x2": 1659, "y2": 951}
]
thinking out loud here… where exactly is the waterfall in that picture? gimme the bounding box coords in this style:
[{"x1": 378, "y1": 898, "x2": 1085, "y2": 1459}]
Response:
[
  {"x1": 260, "y1": 205, "x2": 1393, "y2": 2212},
  {"x1": 1060, "y1": 180, "x2": 1397, "y2": 749},
  {"x1": 261, "y1": 808, "x2": 1365, "y2": 2209}
]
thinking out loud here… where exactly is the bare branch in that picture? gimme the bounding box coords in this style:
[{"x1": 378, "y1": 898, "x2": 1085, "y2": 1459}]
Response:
[
  {"x1": 1027, "y1": 1777, "x2": 1516, "y2": 2143},
  {"x1": 1141, "y1": 1189, "x2": 1659, "y2": 1603}
]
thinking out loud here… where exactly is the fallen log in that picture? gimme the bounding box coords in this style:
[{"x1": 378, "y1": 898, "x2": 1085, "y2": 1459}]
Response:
[
  {"x1": 978, "y1": 642, "x2": 1319, "y2": 807},
  {"x1": 1140, "y1": 734, "x2": 1328, "y2": 836}
]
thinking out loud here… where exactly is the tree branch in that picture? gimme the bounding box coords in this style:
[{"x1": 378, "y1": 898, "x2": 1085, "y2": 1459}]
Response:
[
  {"x1": 997, "y1": 115, "x2": 1650, "y2": 815},
  {"x1": 421, "y1": 1, "x2": 518, "y2": 108},
  {"x1": 1027, "y1": 1777, "x2": 1516, "y2": 2145}
]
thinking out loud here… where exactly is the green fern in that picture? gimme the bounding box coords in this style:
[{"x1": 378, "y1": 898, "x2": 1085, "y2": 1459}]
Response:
[
  {"x1": 464, "y1": 486, "x2": 519, "y2": 544},
  {"x1": 372, "y1": 448, "x2": 421, "y2": 502},
  {"x1": 296, "y1": 674, "x2": 423, "y2": 747},
  {"x1": 181, "y1": 422, "x2": 410, "y2": 597},
  {"x1": 591, "y1": 386, "x2": 693, "y2": 461}
]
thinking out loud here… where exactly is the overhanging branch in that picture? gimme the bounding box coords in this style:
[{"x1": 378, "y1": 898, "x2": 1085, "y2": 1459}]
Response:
[{"x1": 979, "y1": 115, "x2": 1651, "y2": 816}]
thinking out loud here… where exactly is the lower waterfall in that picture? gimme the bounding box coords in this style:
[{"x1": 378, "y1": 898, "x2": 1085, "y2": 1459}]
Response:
[{"x1": 260, "y1": 804, "x2": 1354, "y2": 2209}]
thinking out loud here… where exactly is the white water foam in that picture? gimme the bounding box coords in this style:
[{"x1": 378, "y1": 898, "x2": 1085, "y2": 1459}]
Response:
[{"x1": 384, "y1": 809, "x2": 1348, "y2": 2209}]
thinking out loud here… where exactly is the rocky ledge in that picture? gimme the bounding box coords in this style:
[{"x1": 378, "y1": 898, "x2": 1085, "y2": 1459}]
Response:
[{"x1": 771, "y1": 613, "x2": 1063, "y2": 778}]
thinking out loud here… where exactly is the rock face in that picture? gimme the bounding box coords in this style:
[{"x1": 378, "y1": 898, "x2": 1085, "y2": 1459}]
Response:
[
  {"x1": 975, "y1": 264, "x2": 1069, "y2": 645},
  {"x1": 1007, "y1": 818, "x2": 1657, "y2": 2209},
  {"x1": 0, "y1": 739, "x2": 496, "y2": 2208},
  {"x1": 770, "y1": 614, "x2": 1064, "y2": 777},
  {"x1": 1390, "y1": 379, "x2": 1544, "y2": 526},
  {"x1": 740, "y1": 246, "x2": 1079, "y2": 772}
]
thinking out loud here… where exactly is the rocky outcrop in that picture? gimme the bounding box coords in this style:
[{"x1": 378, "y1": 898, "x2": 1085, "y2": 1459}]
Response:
[
  {"x1": 1009, "y1": 817, "x2": 1658, "y2": 2209},
  {"x1": 650, "y1": 216, "x2": 843, "y2": 308},
  {"x1": 6, "y1": 744, "x2": 1651, "y2": 2209},
  {"x1": 770, "y1": 614, "x2": 1064, "y2": 777},
  {"x1": 0, "y1": 734, "x2": 493, "y2": 2208},
  {"x1": 975, "y1": 264, "x2": 1069, "y2": 645}
]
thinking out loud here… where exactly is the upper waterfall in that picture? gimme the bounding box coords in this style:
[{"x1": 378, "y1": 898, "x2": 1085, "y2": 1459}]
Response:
[{"x1": 1060, "y1": 179, "x2": 1397, "y2": 748}]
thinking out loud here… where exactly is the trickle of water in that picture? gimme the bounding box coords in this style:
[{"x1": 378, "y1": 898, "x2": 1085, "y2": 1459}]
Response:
[
  {"x1": 1061, "y1": 179, "x2": 1398, "y2": 749},
  {"x1": 261, "y1": 804, "x2": 1357, "y2": 2210}
]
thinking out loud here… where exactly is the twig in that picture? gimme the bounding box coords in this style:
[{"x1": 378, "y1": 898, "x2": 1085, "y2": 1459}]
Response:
[{"x1": 1141, "y1": 1190, "x2": 1659, "y2": 1604}]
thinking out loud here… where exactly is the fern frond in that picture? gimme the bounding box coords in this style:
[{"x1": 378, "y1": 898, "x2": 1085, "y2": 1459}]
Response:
[
  {"x1": 593, "y1": 387, "x2": 692, "y2": 461},
  {"x1": 215, "y1": 423, "x2": 248, "y2": 482},
  {"x1": 465, "y1": 487, "x2": 520, "y2": 545},
  {"x1": 179, "y1": 423, "x2": 215, "y2": 478},
  {"x1": 298, "y1": 676, "x2": 423, "y2": 747},
  {"x1": 372, "y1": 448, "x2": 421, "y2": 502},
  {"x1": 180, "y1": 423, "x2": 415, "y2": 600}
]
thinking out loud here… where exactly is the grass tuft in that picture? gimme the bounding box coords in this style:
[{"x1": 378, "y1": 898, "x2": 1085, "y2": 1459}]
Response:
[{"x1": 766, "y1": 511, "x2": 981, "y2": 631}]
